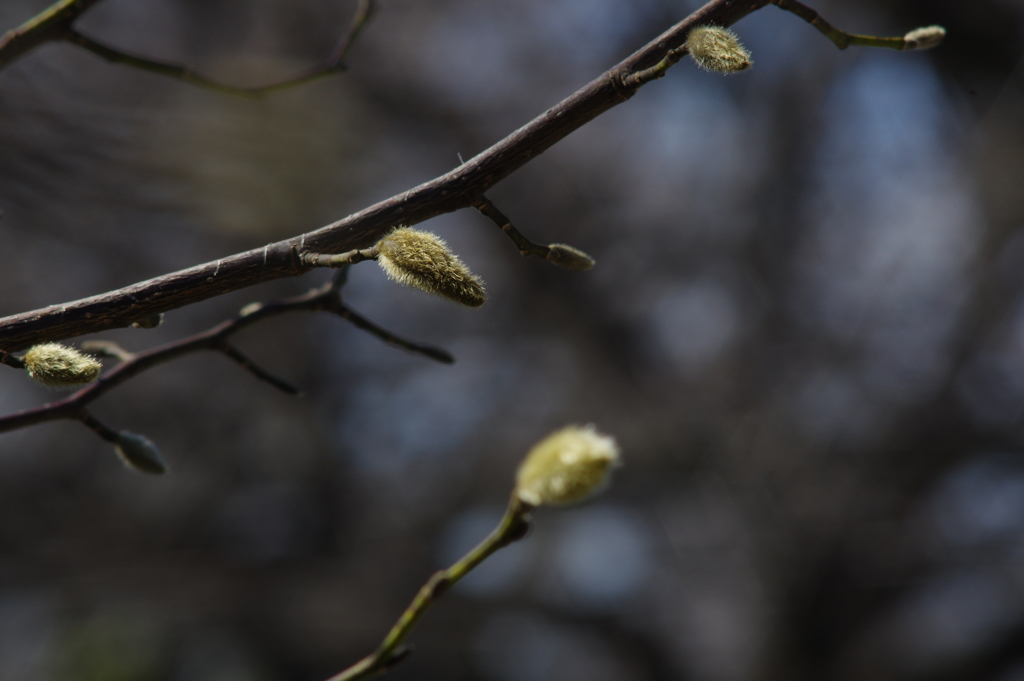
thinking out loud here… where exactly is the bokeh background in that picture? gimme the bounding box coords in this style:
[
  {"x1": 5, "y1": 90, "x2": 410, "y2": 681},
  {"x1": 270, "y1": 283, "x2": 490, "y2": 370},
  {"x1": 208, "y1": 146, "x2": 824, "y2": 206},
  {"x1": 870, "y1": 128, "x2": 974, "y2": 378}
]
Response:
[{"x1": 2, "y1": 0, "x2": 1024, "y2": 679}]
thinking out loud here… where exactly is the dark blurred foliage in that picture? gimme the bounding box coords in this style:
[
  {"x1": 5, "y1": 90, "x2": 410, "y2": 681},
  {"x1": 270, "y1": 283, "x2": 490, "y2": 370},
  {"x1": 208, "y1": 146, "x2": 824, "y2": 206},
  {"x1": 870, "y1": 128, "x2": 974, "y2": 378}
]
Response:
[{"x1": 2, "y1": 0, "x2": 1024, "y2": 679}]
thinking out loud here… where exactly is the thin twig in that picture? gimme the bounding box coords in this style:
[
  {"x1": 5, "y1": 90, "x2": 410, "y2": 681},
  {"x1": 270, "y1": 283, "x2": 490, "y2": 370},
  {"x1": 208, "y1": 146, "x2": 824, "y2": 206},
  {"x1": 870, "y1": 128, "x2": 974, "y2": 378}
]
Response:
[
  {"x1": 772, "y1": 0, "x2": 924, "y2": 50},
  {"x1": 0, "y1": 0, "x2": 376, "y2": 97},
  {"x1": 0, "y1": 0, "x2": 103, "y2": 69},
  {"x1": 80, "y1": 410, "x2": 118, "y2": 442},
  {"x1": 336, "y1": 306, "x2": 454, "y2": 364},
  {"x1": 327, "y1": 493, "x2": 533, "y2": 681},
  {"x1": 473, "y1": 197, "x2": 595, "y2": 271},
  {"x1": 0, "y1": 277, "x2": 452, "y2": 435},
  {"x1": 218, "y1": 341, "x2": 302, "y2": 395},
  {"x1": 473, "y1": 196, "x2": 549, "y2": 259},
  {"x1": 0, "y1": 350, "x2": 25, "y2": 369},
  {"x1": 80, "y1": 340, "x2": 134, "y2": 362}
]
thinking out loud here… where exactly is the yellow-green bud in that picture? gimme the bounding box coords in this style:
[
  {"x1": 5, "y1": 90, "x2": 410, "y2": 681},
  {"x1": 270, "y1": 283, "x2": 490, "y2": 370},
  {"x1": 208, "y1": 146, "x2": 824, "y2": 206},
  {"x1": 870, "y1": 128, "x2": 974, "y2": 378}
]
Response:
[
  {"x1": 904, "y1": 25, "x2": 946, "y2": 50},
  {"x1": 376, "y1": 227, "x2": 486, "y2": 307},
  {"x1": 114, "y1": 432, "x2": 167, "y2": 475},
  {"x1": 686, "y1": 26, "x2": 752, "y2": 74},
  {"x1": 23, "y1": 343, "x2": 102, "y2": 389},
  {"x1": 546, "y1": 244, "x2": 595, "y2": 271},
  {"x1": 515, "y1": 425, "x2": 621, "y2": 507}
]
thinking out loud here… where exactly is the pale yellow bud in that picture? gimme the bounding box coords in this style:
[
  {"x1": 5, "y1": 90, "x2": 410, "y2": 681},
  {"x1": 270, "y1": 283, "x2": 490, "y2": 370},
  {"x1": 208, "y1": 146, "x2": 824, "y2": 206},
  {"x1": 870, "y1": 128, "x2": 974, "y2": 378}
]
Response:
[
  {"x1": 23, "y1": 342, "x2": 102, "y2": 389},
  {"x1": 376, "y1": 227, "x2": 486, "y2": 307},
  {"x1": 686, "y1": 26, "x2": 752, "y2": 74},
  {"x1": 546, "y1": 244, "x2": 595, "y2": 271},
  {"x1": 114, "y1": 432, "x2": 167, "y2": 475},
  {"x1": 904, "y1": 25, "x2": 946, "y2": 50},
  {"x1": 515, "y1": 425, "x2": 621, "y2": 507}
]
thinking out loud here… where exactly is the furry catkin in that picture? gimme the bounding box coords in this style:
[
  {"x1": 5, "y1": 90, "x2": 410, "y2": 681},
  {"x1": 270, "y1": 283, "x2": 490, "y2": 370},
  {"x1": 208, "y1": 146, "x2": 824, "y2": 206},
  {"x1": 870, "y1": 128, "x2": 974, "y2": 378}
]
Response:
[
  {"x1": 376, "y1": 227, "x2": 486, "y2": 307},
  {"x1": 23, "y1": 343, "x2": 102, "y2": 389},
  {"x1": 686, "y1": 26, "x2": 752, "y2": 74}
]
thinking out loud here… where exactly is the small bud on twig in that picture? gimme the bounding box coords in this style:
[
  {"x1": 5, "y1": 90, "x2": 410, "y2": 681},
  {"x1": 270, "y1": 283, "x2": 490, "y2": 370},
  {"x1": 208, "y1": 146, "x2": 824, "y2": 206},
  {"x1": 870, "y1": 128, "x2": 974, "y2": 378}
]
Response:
[
  {"x1": 903, "y1": 25, "x2": 946, "y2": 50},
  {"x1": 515, "y1": 424, "x2": 621, "y2": 506},
  {"x1": 546, "y1": 244, "x2": 595, "y2": 271},
  {"x1": 376, "y1": 227, "x2": 486, "y2": 307},
  {"x1": 686, "y1": 26, "x2": 752, "y2": 74},
  {"x1": 114, "y1": 431, "x2": 168, "y2": 474},
  {"x1": 22, "y1": 343, "x2": 102, "y2": 389}
]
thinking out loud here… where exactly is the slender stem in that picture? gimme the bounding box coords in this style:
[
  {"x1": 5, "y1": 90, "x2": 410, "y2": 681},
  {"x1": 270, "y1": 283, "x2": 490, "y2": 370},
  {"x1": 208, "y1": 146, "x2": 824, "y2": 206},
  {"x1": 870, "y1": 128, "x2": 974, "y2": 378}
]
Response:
[
  {"x1": 79, "y1": 410, "x2": 118, "y2": 442},
  {"x1": 65, "y1": 30, "x2": 262, "y2": 98},
  {"x1": 218, "y1": 342, "x2": 302, "y2": 395},
  {"x1": 0, "y1": 0, "x2": 104, "y2": 69},
  {"x1": 80, "y1": 340, "x2": 135, "y2": 362},
  {"x1": 474, "y1": 196, "x2": 549, "y2": 259},
  {"x1": 335, "y1": 306, "x2": 454, "y2": 364},
  {"x1": 772, "y1": 0, "x2": 913, "y2": 50},
  {"x1": 327, "y1": 494, "x2": 533, "y2": 681},
  {"x1": 250, "y1": 0, "x2": 376, "y2": 95},
  {"x1": 0, "y1": 350, "x2": 25, "y2": 370}
]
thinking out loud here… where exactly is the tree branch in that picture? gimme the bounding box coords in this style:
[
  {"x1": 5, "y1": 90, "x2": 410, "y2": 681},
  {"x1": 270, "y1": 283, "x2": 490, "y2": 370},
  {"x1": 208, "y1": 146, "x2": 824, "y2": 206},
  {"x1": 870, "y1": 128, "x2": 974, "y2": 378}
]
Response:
[
  {"x1": 0, "y1": 0, "x2": 104, "y2": 69},
  {"x1": 0, "y1": 272, "x2": 451, "y2": 435},
  {"x1": 0, "y1": 0, "x2": 376, "y2": 97},
  {"x1": 0, "y1": 0, "x2": 774, "y2": 352}
]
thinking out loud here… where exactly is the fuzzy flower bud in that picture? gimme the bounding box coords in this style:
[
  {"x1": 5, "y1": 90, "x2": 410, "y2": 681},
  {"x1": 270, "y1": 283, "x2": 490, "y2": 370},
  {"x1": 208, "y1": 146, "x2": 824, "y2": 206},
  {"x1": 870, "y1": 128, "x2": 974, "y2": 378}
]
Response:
[
  {"x1": 23, "y1": 343, "x2": 102, "y2": 389},
  {"x1": 376, "y1": 227, "x2": 486, "y2": 307},
  {"x1": 546, "y1": 244, "x2": 595, "y2": 271},
  {"x1": 904, "y1": 25, "x2": 946, "y2": 50},
  {"x1": 114, "y1": 432, "x2": 167, "y2": 475},
  {"x1": 686, "y1": 26, "x2": 752, "y2": 74},
  {"x1": 515, "y1": 425, "x2": 621, "y2": 507}
]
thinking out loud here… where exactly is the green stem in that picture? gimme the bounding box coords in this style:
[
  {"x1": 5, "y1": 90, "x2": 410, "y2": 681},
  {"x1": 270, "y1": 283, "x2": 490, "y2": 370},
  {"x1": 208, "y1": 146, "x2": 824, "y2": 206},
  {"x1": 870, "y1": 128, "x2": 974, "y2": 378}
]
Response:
[
  {"x1": 772, "y1": 0, "x2": 911, "y2": 50},
  {"x1": 326, "y1": 494, "x2": 532, "y2": 681}
]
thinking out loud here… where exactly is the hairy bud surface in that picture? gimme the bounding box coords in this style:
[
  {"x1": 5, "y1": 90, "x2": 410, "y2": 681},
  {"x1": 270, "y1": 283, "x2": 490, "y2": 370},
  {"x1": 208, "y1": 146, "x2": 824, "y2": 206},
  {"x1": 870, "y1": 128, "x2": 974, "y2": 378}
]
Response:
[
  {"x1": 23, "y1": 343, "x2": 102, "y2": 389},
  {"x1": 377, "y1": 227, "x2": 486, "y2": 307},
  {"x1": 686, "y1": 26, "x2": 752, "y2": 74}
]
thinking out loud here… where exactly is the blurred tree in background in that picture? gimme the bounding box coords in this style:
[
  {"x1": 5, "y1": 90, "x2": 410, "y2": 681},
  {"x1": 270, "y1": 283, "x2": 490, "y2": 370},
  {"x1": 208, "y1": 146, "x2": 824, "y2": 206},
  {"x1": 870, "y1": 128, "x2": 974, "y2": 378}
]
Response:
[{"x1": 1, "y1": 0, "x2": 1023, "y2": 680}]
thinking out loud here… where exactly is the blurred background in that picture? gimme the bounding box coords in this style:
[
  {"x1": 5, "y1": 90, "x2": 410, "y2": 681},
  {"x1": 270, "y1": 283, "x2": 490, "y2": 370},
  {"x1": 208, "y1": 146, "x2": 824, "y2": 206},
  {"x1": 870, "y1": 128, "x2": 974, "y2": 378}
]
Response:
[{"x1": 2, "y1": 0, "x2": 1024, "y2": 679}]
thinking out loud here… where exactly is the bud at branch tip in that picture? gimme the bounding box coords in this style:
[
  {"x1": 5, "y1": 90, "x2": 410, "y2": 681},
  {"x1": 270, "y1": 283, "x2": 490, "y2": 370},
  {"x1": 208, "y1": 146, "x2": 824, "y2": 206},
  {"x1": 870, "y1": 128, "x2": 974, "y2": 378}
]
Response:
[
  {"x1": 114, "y1": 431, "x2": 168, "y2": 475},
  {"x1": 546, "y1": 243, "x2": 595, "y2": 271},
  {"x1": 515, "y1": 424, "x2": 621, "y2": 506},
  {"x1": 904, "y1": 25, "x2": 946, "y2": 50}
]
